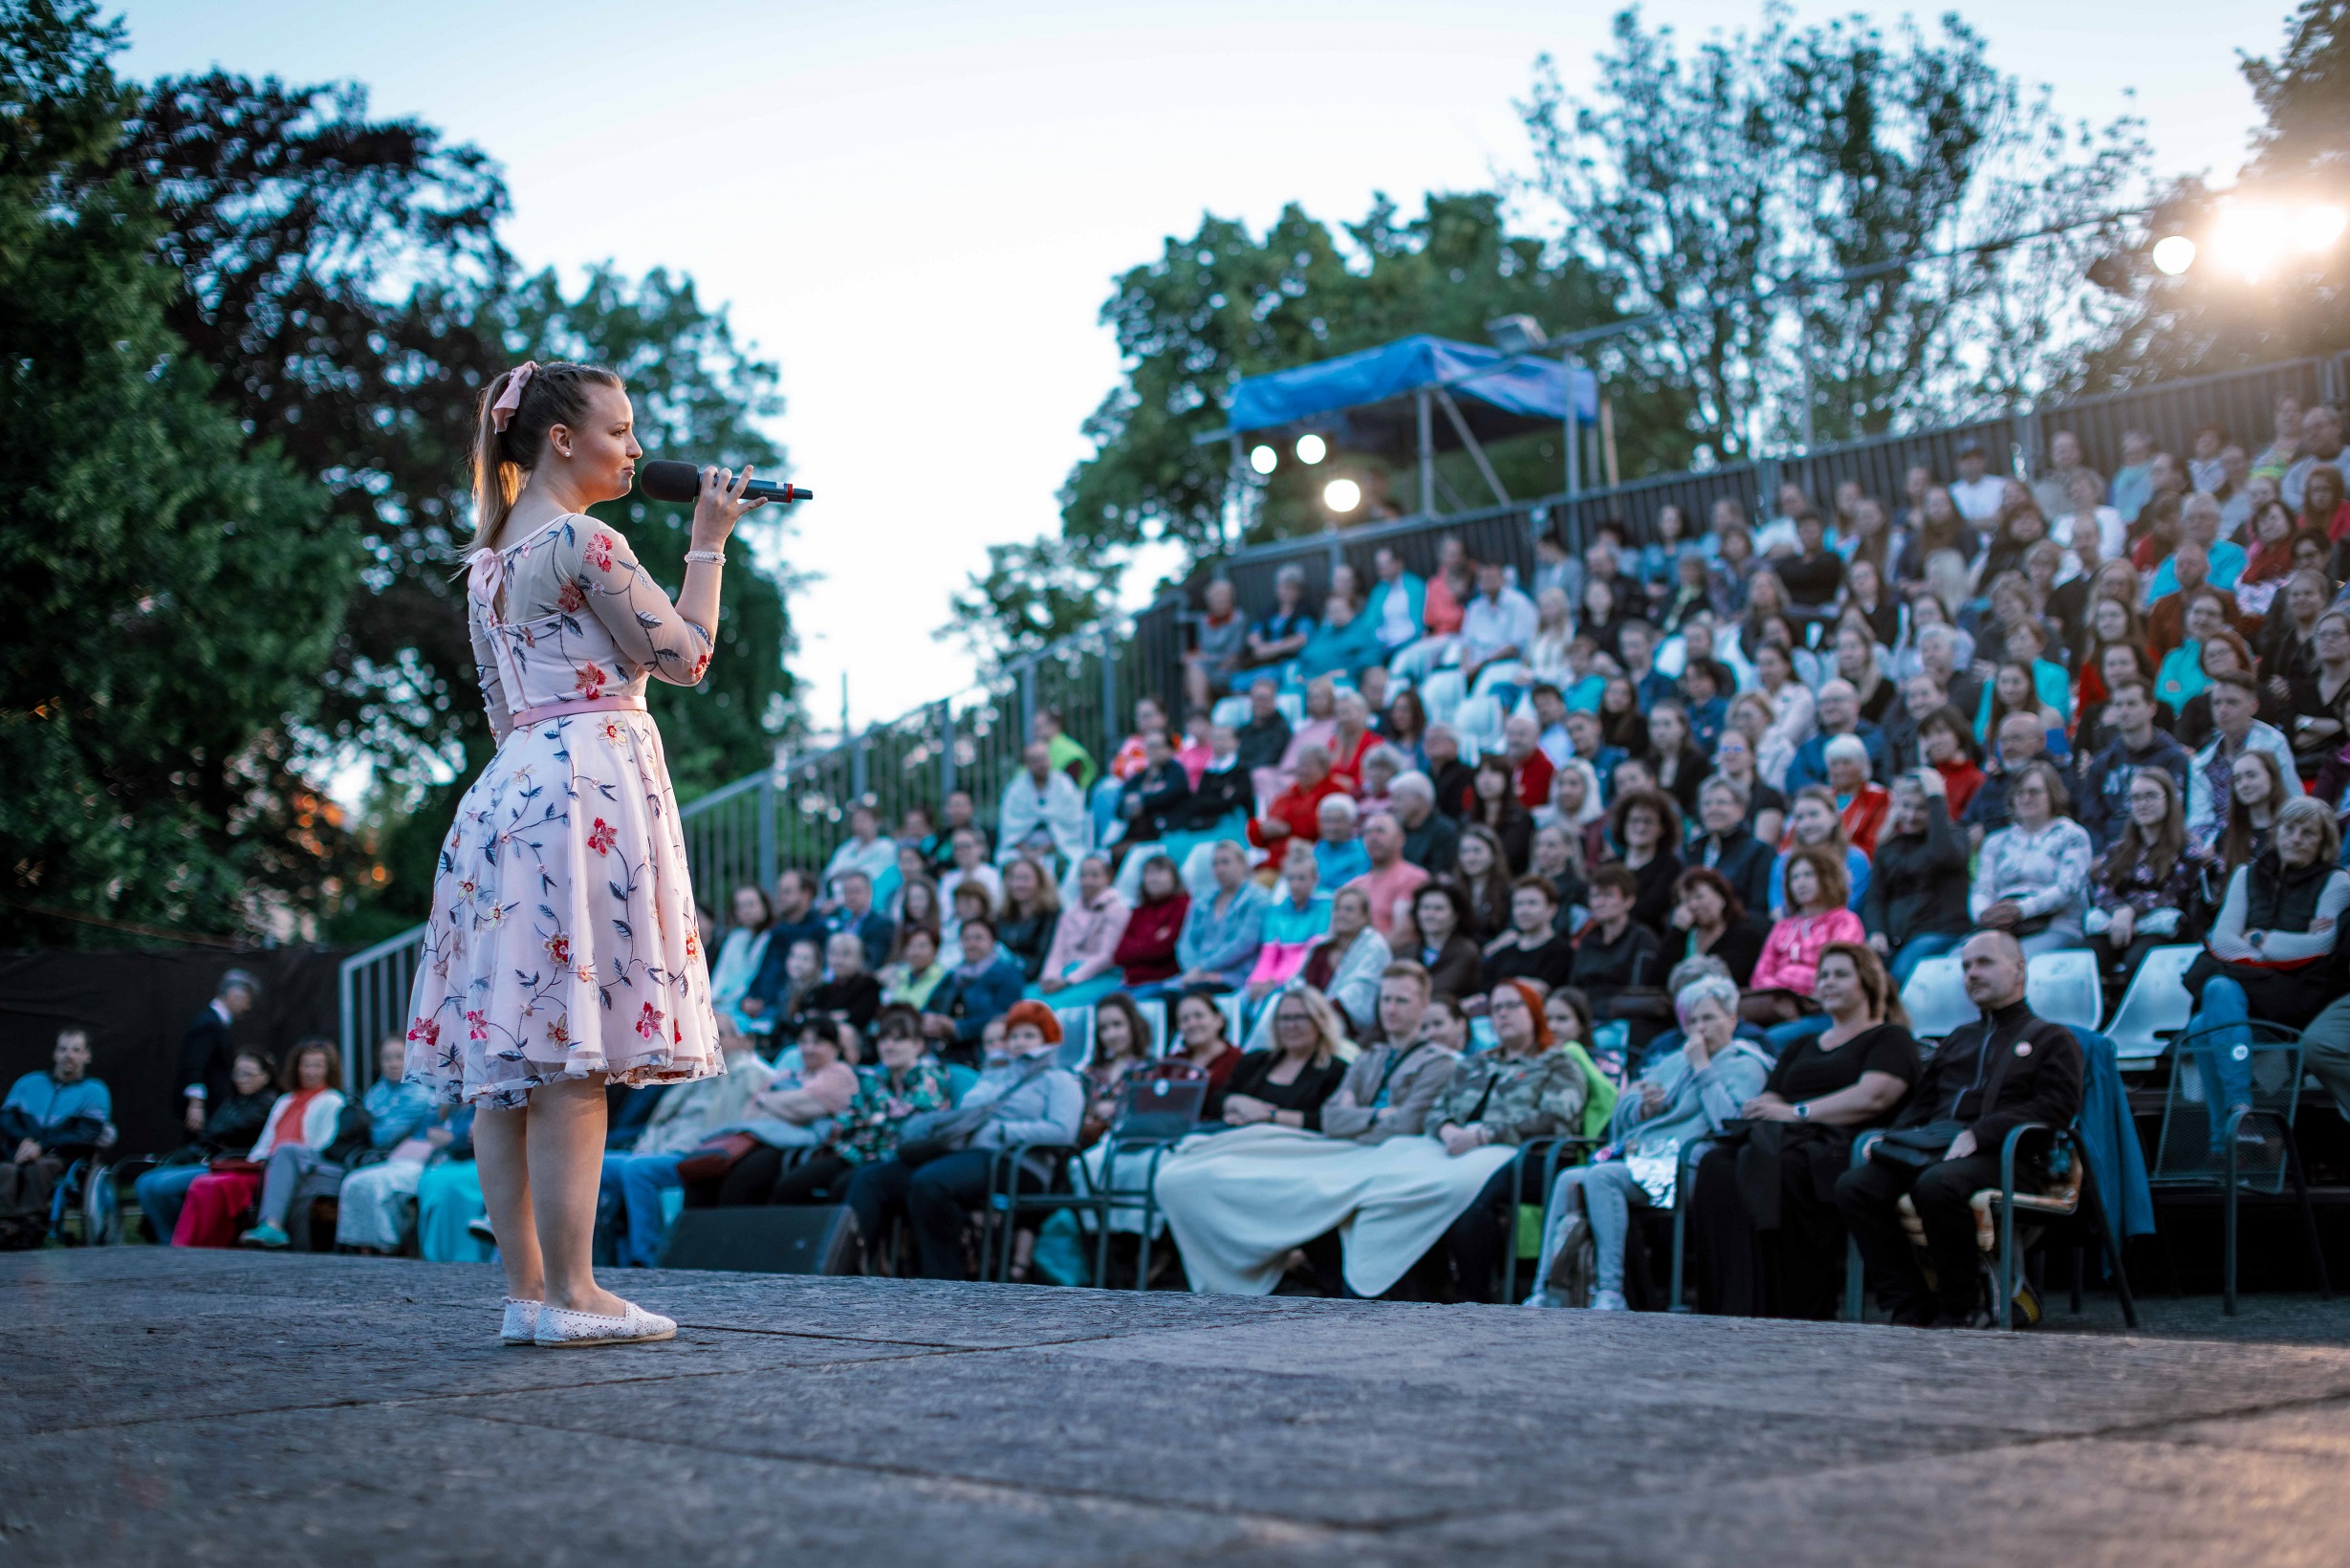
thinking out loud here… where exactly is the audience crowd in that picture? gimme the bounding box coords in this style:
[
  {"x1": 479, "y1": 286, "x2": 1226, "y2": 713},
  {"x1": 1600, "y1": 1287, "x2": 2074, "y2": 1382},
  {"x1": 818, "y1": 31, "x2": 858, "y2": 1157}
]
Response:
[{"x1": 47, "y1": 401, "x2": 2350, "y2": 1322}]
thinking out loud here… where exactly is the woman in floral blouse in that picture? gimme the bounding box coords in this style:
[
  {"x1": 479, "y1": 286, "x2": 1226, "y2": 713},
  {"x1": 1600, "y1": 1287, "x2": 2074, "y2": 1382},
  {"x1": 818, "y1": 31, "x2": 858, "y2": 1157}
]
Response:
[
  {"x1": 760, "y1": 1011, "x2": 952, "y2": 1206},
  {"x1": 2085, "y1": 768, "x2": 2207, "y2": 988}
]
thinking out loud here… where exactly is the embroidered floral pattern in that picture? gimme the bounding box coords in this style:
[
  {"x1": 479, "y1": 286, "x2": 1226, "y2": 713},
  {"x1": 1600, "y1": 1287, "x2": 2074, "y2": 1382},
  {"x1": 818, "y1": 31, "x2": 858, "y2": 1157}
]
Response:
[{"x1": 406, "y1": 512, "x2": 721, "y2": 1110}]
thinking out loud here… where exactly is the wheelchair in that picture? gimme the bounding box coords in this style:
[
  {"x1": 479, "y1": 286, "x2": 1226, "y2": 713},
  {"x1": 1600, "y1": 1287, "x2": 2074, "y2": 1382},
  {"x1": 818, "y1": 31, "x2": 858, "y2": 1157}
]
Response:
[{"x1": 48, "y1": 1152, "x2": 131, "y2": 1246}]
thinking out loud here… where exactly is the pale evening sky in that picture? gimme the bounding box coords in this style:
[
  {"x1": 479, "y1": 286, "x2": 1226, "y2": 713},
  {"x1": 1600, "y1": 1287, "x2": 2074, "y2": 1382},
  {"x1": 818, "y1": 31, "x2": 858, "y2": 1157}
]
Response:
[{"x1": 121, "y1": 0, "x2": 2293, "y2": 731}]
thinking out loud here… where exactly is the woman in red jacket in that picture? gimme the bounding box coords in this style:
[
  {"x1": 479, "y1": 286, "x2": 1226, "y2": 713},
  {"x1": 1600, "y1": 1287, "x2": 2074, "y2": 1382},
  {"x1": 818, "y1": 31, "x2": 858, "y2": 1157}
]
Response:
[
  {"x1": 1249, "y1": 744, "x2": 1342, "y2": 872},
  {"x1": 1108, "y1": 855, "x2": 1190, "y2": 989}
]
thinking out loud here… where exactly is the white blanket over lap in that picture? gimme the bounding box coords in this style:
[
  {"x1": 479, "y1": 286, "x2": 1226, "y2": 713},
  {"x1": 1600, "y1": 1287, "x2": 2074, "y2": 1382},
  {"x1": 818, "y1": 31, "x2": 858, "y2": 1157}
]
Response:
[{"x1": 1153, "y1": 1125, "x2": 1514, "y2": 1297}]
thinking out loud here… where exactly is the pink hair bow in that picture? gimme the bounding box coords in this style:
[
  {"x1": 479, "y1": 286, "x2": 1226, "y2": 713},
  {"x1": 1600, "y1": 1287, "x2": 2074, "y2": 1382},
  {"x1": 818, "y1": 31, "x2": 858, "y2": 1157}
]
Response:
[{"x1": 490, "y1": 361, "x2": 538, "y2": 432}]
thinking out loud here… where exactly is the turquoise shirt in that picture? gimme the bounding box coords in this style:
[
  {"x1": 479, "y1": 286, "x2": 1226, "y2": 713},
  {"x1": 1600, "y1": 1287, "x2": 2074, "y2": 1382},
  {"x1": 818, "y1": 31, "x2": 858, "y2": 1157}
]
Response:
[
  {"x1": 1261, "y1": 889, "x2": 1334, "y2": 948},
  {"x1": 2155, "y1": 641, "x2": 2208, "y2": 711},
  {"x1": 2144, "y1": 541, "x2": 2247, "y2": 604}
]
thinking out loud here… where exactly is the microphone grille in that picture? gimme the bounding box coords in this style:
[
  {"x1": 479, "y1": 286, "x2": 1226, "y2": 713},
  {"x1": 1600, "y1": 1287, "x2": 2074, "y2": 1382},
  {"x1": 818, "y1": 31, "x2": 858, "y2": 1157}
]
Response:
[{"x1": 637, "y1": 459, "x2": 701, "y2": 504}]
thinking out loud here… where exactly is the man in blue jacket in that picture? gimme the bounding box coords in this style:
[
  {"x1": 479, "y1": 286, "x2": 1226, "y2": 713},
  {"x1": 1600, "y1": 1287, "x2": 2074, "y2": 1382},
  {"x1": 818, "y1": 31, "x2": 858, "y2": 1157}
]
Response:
[
  {"x1": 1296, "y1": 591, "x2": 1383, "y2": 684},
  {"x1": 5, "y1": 1028, "x2": 113, "y2": 1169},
  {"x1": 921, "y1": 917, "x2": 1028, "y2": 1066},
  {"x1": 1784, "y1": 679, "x2": 1890, "y2": 791}
]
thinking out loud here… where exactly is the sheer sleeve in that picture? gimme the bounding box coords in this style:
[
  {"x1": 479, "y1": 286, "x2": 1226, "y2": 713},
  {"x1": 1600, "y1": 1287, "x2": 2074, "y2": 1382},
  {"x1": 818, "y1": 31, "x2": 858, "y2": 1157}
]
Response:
[
  {"x1": 468, "y1": 598, "x2": 513, "y2": 744},
  {"x1": 560, "y1": 521, "x2": 714, "y2": 686}
]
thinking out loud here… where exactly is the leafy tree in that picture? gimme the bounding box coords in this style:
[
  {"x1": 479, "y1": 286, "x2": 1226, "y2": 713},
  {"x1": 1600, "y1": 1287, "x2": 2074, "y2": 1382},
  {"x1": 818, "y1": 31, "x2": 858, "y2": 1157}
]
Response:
[
  {"x1": 1062, "y1": 192, "x2": 1636, "y2": 556},
  {"x1": 955, "y1": 192, "x2": 1642, "y2": 656},
  {"x1": 115, "y1": 69, "x2": 511, "y2": 784},
  {"x1": 945, "y1": 535, "x2": 1126, "y2": 672},
  {"x1": 102, "y1": 72, "x2": 800, "y2": 932},
  {"x1": 1518, "y1": 7, "x2": 2146, "y2": 453},
  {"x1": 0, "y1": 0, "x2": 358, "y2": 947}
]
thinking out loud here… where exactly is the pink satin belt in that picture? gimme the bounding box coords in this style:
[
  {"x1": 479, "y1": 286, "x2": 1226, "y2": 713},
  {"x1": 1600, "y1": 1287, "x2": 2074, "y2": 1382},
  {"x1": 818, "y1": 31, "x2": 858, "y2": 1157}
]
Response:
[{"x1": 511, "y1": 694, "x2": 647, "y2": 728}]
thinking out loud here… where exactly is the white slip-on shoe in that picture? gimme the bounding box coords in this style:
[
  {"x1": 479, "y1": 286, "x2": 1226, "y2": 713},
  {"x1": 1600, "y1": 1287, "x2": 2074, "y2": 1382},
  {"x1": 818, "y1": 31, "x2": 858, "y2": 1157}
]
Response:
[
  {"x1": 533, "y1": 1300, "x2": 677, "y2": 1348},
  {"x1": 501, "y1": 1298, "x2": 543, "y2": 1345}
]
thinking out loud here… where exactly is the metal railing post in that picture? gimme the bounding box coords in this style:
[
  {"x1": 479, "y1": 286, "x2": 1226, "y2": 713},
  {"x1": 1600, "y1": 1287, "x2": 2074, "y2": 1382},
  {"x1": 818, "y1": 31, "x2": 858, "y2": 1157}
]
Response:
[
  {"x1": 756, "y1": 775, "x2": 777, "y2": 891},
  {"x1": 338, "y1": 960, "x2": 358, "y2": 1096},
  {"x1": 936, "y1": 699, "x2": 955, "y2": 799},
  {"x1": 1019, "y1": 661, "x2": 1037, "y2": 743},
  {"x1": 1099, "y1": 633, "x2": 1121, "y2": 741},
  {"x1": 850, "y1": 726, "x2": 869, "y2": 802}
]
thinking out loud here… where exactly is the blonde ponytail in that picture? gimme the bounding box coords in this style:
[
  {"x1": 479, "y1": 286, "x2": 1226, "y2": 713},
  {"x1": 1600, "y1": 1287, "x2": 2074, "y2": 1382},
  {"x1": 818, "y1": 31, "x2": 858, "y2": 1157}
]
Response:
[{"x1": 468, "y1": 360, "x2": 627, "y2": 554}]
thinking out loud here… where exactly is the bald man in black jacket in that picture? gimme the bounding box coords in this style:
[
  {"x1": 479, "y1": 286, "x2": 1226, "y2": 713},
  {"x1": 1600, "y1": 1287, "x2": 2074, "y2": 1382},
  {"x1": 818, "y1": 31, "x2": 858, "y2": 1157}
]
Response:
[{"x1": 1834, "y1": 929, "x2": 2083, "y2": 1327}]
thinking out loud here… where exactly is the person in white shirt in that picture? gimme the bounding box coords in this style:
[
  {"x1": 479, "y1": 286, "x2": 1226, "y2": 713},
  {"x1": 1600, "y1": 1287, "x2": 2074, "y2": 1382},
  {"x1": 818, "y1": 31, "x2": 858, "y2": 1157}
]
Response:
[
  {"x1": 998, "y1": 744, "x2": 1088, "y2": 867},
  {"x1": 1947, "y1": 440, "x2": 2007, "y2": 524},
  {"x1": 1459, "y1": 560, "x2": 1537, "y2": 696},
  {"x1": 2216, "y1": 448, "x2": 2261, "y2": 538},
  {"x1": 820, "y1": 804, "x2": 897, "y2": 905},
  {"x1": 2051, "y1": 470, "x2": 2125, "y2": 567},
  {"x1": 1752, "y1": 480, "x2": 1811, "y2": 557},
  {"x1": 2187, "y1": 673, "x2": 2302, "y2": 839}
]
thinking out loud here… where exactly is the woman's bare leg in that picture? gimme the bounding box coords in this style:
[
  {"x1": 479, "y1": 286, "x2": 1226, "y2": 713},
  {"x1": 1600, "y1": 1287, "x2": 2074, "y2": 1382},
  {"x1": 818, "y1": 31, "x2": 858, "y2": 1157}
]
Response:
[
  {"x1": 526, "y1": 1076, "x2": 630, "y2": 1316},
  {"x1": 472, "y1": 1102, "x2": 544, "y2": 1301}
]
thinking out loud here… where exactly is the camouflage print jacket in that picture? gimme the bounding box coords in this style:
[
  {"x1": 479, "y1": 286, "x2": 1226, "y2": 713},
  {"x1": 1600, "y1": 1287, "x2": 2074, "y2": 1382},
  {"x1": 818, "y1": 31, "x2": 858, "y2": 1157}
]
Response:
[
  {"x1": 835, "y1": 1059, "x2": 955, "y2": 1165},
  {"x1": 1423, "y1": 1048, "x2": 1588, "y2": 1146}
]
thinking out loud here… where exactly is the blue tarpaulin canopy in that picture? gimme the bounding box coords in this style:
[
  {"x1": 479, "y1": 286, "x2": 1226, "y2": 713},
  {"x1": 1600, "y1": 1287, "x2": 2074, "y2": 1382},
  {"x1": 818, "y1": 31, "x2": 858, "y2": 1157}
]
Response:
[{"x1": 1225, "y1": 334, "x2": 1599, "y2": 443}]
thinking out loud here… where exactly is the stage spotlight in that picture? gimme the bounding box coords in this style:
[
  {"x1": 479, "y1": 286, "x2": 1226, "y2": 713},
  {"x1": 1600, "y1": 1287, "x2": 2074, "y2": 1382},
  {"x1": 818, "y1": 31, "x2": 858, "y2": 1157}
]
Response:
[
  {"x1": 1249, "y1": 444, "x2": 1276, "y2": 475},
  {"x1": 1323, "y1": 478, "x2": 1361, "y2": 513},
  {"x1": 2298, "y1": 204, "x2": 2347, "y2": 250},
  {"x1": 2150, "y1": 235, "x2": 2197, "y2": 276},
  {"x1": 1295, "y1": 434, "x2": 1327, "y2": 465}
]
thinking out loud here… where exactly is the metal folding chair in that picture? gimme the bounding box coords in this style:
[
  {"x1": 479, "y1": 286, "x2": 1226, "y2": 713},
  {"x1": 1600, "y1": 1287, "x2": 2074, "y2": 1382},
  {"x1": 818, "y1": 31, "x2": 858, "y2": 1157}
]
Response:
[
  {"x1": 2148, "y1": 1019, "x2": 2333, "y2": 1314},
  {"x1": 1840, "y1": 1121, "x2": 2141, "y2": 1331},
  {"x1": 1502, "y1": 1135, "x2": 1597, "y2": 1304}
]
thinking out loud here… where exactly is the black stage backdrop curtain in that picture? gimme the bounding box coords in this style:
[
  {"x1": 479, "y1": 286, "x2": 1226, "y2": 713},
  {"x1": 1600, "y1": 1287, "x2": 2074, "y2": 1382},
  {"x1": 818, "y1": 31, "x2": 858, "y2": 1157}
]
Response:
[{"x1": 0, "y1": 947, "x2": 349, "y2": 1160}]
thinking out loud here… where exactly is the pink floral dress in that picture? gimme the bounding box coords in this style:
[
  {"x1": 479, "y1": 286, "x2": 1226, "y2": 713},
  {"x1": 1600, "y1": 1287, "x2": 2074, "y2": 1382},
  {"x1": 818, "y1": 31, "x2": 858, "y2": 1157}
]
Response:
[{"x1": 403, "y1": 513, "x2": 723, "y2": 1108}]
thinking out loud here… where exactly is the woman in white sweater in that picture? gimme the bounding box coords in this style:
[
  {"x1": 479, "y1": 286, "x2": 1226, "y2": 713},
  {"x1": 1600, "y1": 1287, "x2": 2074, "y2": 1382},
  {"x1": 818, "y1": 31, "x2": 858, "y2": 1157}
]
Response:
[
  {"x1": 1969, "y1": 761, "x2": 2094, "y2": 957},
  {"x1": 2185, "y1": 796, "x2": 2350, "y2": 1150}
]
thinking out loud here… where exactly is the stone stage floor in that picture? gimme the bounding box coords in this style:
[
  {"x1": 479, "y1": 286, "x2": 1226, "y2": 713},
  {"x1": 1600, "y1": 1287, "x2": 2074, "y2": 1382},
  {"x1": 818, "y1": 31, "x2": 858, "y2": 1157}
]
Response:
[{"x1": 5, "y1": 1249, "x2": 2349, "y2": 1567}]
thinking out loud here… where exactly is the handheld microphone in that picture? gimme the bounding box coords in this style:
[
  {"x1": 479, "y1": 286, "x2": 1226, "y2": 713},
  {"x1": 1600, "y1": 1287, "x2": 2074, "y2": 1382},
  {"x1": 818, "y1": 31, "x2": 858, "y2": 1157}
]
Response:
[{"x1": 637, "y1": 459, "x2": 814, "y2": 506}]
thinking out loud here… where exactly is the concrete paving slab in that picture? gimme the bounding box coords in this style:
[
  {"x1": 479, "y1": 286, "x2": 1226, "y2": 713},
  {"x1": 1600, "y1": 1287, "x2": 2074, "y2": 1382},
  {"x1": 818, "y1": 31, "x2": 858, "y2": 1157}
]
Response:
[
  {"x1": 0, "y1": 1404, "x2": 1268, "y2": 1568},
  {"x1": 6, "y1": 1248, "x2": 2350, "y2": 1566}
]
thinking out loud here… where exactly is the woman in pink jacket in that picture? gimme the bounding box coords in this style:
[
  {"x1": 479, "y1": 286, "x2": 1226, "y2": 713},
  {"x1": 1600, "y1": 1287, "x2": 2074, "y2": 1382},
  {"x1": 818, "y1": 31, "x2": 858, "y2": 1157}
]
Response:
[
  {"x1": 1027, "y1": 854, "x2": 1133, "y2": 1009},
  {"x1": 1744, "y1": 845, "x2": 1865, "y2": 1036}
]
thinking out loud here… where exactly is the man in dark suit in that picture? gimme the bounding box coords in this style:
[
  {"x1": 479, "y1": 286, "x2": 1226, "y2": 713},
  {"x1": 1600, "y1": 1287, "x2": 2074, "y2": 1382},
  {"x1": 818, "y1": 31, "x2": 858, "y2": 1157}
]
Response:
[
  {"x1": 177, "y1": 969, "x2": 260, "y2": 1135},
  {"x1": 1834, "y1": 929, "x2": 2084, "y2": 1328}
]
